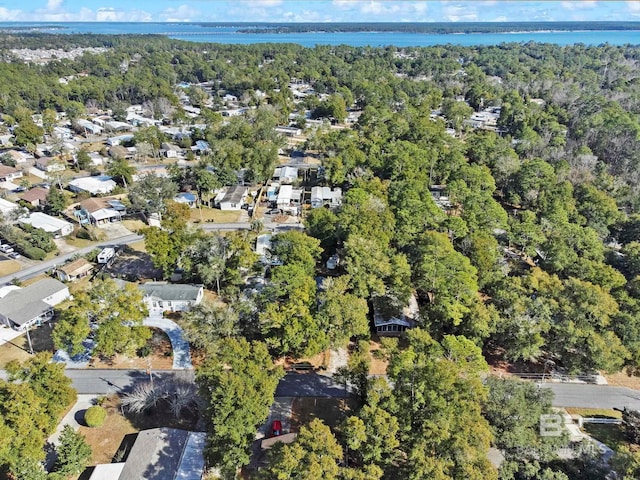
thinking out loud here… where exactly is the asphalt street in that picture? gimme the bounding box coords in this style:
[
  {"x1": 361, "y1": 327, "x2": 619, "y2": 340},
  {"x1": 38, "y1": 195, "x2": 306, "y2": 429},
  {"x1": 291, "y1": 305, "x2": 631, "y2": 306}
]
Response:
[
  {"x1": 544, "y1": 383, "x2": 640, "y2": 410},
  {"x1": 64, "y1": 368, "x2": 195, "y2": 394},
  {"x1": 0, "y1": 233, "x2": 142, "y2": 286}
]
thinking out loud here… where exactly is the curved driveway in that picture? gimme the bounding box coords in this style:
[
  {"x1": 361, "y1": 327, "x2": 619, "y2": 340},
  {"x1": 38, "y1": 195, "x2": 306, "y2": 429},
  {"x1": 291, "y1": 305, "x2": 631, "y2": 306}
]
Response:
[{"x1": 143, "y1": 314, "x2": 193, "y2": 370}]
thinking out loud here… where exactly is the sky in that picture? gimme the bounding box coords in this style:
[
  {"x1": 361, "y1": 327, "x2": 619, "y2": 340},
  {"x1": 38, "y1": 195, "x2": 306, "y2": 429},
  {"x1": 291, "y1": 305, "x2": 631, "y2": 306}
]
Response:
[{"x1": 0, "y1": 0, "x2": 639, "y2": 23}]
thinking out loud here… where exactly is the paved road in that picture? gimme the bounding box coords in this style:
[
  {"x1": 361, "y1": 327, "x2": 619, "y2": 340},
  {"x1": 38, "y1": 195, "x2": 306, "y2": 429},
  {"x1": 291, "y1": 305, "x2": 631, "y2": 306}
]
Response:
[
  {"x1": 275, "y1": 372, "x2": 348, "y2": 398},
  {"x1": 544, "y1": 383, "x2": 640, "y2": 410},
  {"x1": 62, "y1": 369, "x2": 346, "y2": 397},
  {"x1": 64, "y1": 368, "x2": 194, "y2": 394},
  {"x1": 0, "y1": 233, "x2": 142, "y2": 285},
  {"x1": 143, "y1": 314, "x2": 193, "y2": 370}
]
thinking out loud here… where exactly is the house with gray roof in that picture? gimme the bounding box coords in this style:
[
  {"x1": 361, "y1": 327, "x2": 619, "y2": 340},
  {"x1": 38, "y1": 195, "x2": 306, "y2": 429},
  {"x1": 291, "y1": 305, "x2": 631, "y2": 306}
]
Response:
[
  {"x1": 0, "y1": 278, "x2": 70, "y2": 330},
  {"x1": 88, "y1": 428, "x2": 206, "y2": 480},
  {"x1": 138, "y1": 282, "x2": 204, "y2": 313}
]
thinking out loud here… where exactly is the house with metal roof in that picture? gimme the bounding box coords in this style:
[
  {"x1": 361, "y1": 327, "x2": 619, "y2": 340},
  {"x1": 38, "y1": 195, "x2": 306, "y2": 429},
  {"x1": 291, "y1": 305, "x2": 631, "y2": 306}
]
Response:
[
  {"x1": 68, "y1": 176, "x2": 117, "y2": 196},
  {"x1": 214, "y1": 185, "x2": 248, "y2": 211},
  {"x1": 138, "y1": 282, "x2": 204, "y2": 313},
  {"x1": 19, "y1": 212, "x2": 74, "y2": 237},
  {"x1": 88, "y1": 428, "x2": 206, "y2": 480},
  {"x1": 0, "y1": 278, "x2": 70, "y2": 330}
]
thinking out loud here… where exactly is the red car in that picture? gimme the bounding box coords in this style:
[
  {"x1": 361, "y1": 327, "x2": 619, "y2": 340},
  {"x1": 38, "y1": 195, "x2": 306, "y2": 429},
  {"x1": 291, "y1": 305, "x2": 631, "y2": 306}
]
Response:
[{"x1": 271, "y1": 420, "x2": 282, "y2": 437}]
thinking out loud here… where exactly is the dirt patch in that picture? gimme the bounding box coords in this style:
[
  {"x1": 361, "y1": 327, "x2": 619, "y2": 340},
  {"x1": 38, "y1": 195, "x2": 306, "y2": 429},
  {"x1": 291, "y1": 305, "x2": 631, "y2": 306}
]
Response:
[
  {"x1": 0, "y1": 259, "x2": 21, "y2": 277},
  {"x1": 104, "y1": 246, "x2": 162, "y2": 281},
  {"x1": 290, "y1": 397, "x2": 355, "y2": 431},
  {"x1": 275, "y1": 351, "x2": 331, "y2": 371},
  {"x1": 604, "y1": 371, "x2": 640, "y2": 389},
  {"x1": 80, "y1": 393, "x2": 200, "y2": 467},
  {"x1": 0, "y1": 319, "x2": 57, "y2": 368},
  {"x1": 368, "y1": 340, "x2": 389, "y2": 376},
  {"x1": 89, "y1": 328, "x2": 174, "y2": 370}
]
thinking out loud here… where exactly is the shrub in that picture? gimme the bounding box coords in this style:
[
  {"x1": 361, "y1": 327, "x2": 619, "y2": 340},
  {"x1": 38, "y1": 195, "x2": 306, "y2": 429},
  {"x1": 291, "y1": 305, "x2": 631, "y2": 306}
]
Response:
[
  {"x1": 21, "y1": 245, "x2": 47, "y2": 260},
  {"x1": 84, "y1": 405, "x2": 107, "y2": 427}
]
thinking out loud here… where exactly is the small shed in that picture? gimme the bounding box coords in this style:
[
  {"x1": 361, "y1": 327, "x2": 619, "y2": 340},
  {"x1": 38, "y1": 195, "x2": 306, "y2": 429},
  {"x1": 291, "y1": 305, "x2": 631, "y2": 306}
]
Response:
[{"x1": 57, "y1": 258, "x2": 94, "y2": 282}]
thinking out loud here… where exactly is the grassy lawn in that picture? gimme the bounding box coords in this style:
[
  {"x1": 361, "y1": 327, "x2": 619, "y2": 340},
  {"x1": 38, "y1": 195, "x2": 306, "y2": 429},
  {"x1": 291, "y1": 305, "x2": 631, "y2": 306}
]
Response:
[
  {"x1": 583, "y1": 423, "x2": 627, "y2": 451},
  {"x1": 127, "y1": 240, "x2": 147, "y2": 253},
  {"x1": 64, "y1": 236, "x2": 95, "y2": 249},
  {"x1": 189, "y1": 207, "x2": 241, "y2": 223},
  {"x1": 0, "y1": 259, "x2": 21, "y2": 277},
  {"x1": 290, "y1": 397, "x2": 356, "y2": 432},
  {"x1": 565, "y1": 408, "x2": 623, "y2": 419},
  {"x1": 122, "y1": 219, "x2": 147, "y2": 233}
]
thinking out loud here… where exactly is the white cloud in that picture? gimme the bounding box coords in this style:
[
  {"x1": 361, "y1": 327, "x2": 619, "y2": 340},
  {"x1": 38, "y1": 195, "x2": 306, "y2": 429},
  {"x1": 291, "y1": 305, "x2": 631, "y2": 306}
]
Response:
[
  {"x1": 160, "y1": 4, "x2": 201, "y2": 22},
  {"x1": 561, "y1": 1, "x2": 598, "y2": 11},
  {"x1": 46, "y1": 0, "x2": 64, "y2": 11},
  {"x1": 241, "y1": 0, "x2": 283, "y2": 6},
  {"x1": 627, "y1": 1, "x2": 640, "y2": 12}
]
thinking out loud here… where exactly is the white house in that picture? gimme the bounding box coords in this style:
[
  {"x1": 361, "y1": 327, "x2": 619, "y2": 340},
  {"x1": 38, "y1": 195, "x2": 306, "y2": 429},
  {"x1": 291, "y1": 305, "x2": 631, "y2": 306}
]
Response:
[
  {"x1": 0, "y1": 198, "x2": 19, "y2": 218},
  {"x1": 276, "y1": 185, "x2": 303, "y2": 214},
  {"x1": 273, "y1": 166, "x2": 299, "y2": 184},
  {"x1": 68, "y1": 176, "x2": 117, "y2": 195},
  {"x1": 0, "y1": 278, "x2": 70, "y2": 330},
  {"x1": 215, "y1": 185, "x2": 248, "y2": 211},
  {"x1": 138, "y1": 282, "x2": 204, "y2": 313},
  {"x1": 35, "y1": 157, "x2": 65, "y2": 173},
  {"x1": 0, "y1": 165, "x2": 23, "y2": 182},
  {"x1": 372, "y1": 294, "x2": 419, "y2": 337},
  {"x1": 310, "y1": 187, "x2": 342, "y2": 209},
  {"x1": 20, "y1": 212, "x2": 74, "y2": 237}
]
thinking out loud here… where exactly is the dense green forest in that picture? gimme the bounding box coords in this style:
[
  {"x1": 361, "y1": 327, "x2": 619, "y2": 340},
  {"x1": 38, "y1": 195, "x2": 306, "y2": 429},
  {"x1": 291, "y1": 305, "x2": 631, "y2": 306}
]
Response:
[{"x1": 2, "y1": 35, "x2": 640, "y2": 479}]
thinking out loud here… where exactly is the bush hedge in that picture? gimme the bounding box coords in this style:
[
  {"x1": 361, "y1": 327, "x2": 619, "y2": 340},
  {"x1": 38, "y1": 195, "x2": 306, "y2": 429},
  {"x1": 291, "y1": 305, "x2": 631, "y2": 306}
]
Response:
[{"x1": 84, "y1": 405, "x2": 107, "y2": 427}]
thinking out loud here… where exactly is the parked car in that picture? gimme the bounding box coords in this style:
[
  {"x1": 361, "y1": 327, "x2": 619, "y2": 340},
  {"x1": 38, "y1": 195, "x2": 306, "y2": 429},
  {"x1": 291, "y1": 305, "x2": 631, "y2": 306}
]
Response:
[
  {"x1": 8, "y1": 252, "x2": 20, "y2": 259},
  {"x1": 0, "y1": 245, "x2": 14, "y2": 253},
  {"x1": 271, "y1": 420, "x2": 282, "y2": 437}
]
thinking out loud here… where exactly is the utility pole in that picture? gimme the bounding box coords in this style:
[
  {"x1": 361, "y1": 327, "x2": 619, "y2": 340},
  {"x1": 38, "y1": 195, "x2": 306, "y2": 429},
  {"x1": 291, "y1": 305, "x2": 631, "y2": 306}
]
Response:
[{"x1": 25, "y1": 323, "x2": 34, "y2": 355}]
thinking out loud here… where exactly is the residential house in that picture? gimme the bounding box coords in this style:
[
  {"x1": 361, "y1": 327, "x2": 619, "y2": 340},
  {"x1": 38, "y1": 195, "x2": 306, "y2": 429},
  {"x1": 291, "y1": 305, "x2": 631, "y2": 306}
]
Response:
[
  {"x1": 3, "y1": 150, "x2": 32, "y2": 165},
  {"x1": 193, "y1": 140, "x2": 210, "y2": 154},
  {"x1": 108, "y1": 145, "x2": 132, "y2": 160},
  {"x1": 20, "y1": 187, "x2": 49, "y2": 207},
  {"x1": 161, "y1": 142, "x2": 182, "y2": 159},
  {"x1": 215, "y1": 185, "x2": 248, "y2": 210},
  {"x1": 107, "y1": 134, "x2": 134, "y2": 147},
  {"x1": 56, "y1": 258, "x2": 94, "y2": 282},
  {"x1": 35, "y1": 157, "x2": 65, "y2": 173},
  {"x1": 275, "y1": 126, "x2": 302, "y2": 137},
  {"x1": 276, "y1": 185, "x2": 303, "y2": 215},
  {"x1": 310, "y1": 186, "x2": 342, "y2": 209},
  {"x1": 20, "y1": 212, "x2": 74, "y2": 237},
  {"x1": 138, "y1": 282, "x2": 204, "y2": 313},
  {"x1": 372, "y1": 294, "x2": 419, "y2": 336},
  {"x1": 0, "y1": 165, "x2": 23, "y2": 182},
  {"x1": 74, "y1": 198, "x2": 122, "y2": 225},
  {"x1": 104, "y1": 121, "x2": 132, "y2": 132},
  {"x1": 68, "y1": 176, "x2": 117, "y2": 196},
  {"x1": 0, "y1": 198, "x2": 19, "y2": 219},
  {"x1": 88, "y1": 428, "x2": 206, "y2": 480},
  {"x1": 74, "y1": 119, "x2": 103, "y2": 136},
  {"x1": 0, "y1": 278, "x2": 70, "y2": 331},
  {"x1": 273, "y1": 166, "x2": 299, "y2": 184}
]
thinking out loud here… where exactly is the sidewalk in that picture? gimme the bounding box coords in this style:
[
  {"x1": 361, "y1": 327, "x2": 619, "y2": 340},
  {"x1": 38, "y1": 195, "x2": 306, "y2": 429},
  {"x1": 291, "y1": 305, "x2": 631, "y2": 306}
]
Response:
[{"x1": 45, "y1": 394, "x2": 98, "y2": 471}]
